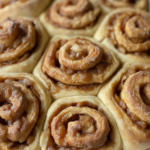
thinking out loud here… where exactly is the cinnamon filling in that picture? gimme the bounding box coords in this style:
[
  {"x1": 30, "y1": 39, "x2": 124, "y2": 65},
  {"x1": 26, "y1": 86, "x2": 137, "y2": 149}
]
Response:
[
  {"x1": 107, "y1": 11, "x2": 150, "y2": 57},
  {"x1": 42, "y1": 38, "x2": 113, "y2": 93},
  {"x1": 0, "y1": 18, "x2": 37, "y2": 67},
  {"x1": 0, "y1": 77, "x2": 40, "y2": 148},
  {"x1": 115, "y1": 66, "x2": 150, "y2": 130},
  {"x1": 47, "y1": 0, "x2": 101, "y2": 29},
  {"x1": 47, "y1": 101, "x2": 110, "y2": 150}
]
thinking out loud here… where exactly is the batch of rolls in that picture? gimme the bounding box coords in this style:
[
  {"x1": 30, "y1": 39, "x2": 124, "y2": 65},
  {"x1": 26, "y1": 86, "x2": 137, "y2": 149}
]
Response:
[{"x1": 0, "y1": 0, "x2": 149, "y2": 150}]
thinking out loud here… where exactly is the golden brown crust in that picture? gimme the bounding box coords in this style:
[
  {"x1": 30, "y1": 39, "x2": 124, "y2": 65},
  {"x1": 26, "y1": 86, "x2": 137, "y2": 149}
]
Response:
[
  {"x1": 0, "y1": 73, "x2": 51, "y2": 150},
  {"x1": 33, "y1": 35, "x2": 119, "y2": 100},
  {"x1": 94, "y1": 8, "x2": 150, "y2": 64},
  {"x1": 0, "y1": 17, "x2": 49, "y2": 73},
  {"x1": 40, "y1": 96, "x2": 122, "y2": 150},
  {"x1": 98, "y1": 0, "x2": 148, "y2": 13},
  {"x1": 0, "y1": 0, "x2": 51, "y2": 20},
  {"x1": 98, "y1": 63, "x2": 150, "y2": 150},
  {"x1": 40, "y1": 0, "x2": 105, "y2": 36}
]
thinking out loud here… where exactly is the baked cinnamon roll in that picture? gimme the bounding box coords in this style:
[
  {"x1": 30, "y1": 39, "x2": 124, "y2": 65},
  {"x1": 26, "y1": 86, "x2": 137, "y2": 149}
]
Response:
[
  {"x1": 94, "y1": 8, "x2": 150, "y2": 64},
  {"x1": 40, "y1": 96, "x2": 122, "y2": 150},
  {"x1": 0, "y1": 0, "x2": 51, "y2": 20},
  {"x1": 98, "y1": 63, "x2": 150, "y2": 150},
  {"x1": 98, "y1": 0, "x2": 148, "y2": 13},
  {"x1": 33, "y1": 35, "x2": 119, "y2": 100},
  {"x1": 40, "y1": 0, "x2": 105, "y2": 36},
  {"x1": 0, "y1": 17, "x2": 49, "y2": 73},
  {"x1": 0, "y1": 73, "x2": 51, "y2": 150}
]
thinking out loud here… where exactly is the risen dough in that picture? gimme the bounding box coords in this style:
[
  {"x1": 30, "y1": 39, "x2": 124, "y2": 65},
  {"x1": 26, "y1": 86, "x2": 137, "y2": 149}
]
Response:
[{"x1": 33, "y1": 35, "x2": 119, "y2": 99}]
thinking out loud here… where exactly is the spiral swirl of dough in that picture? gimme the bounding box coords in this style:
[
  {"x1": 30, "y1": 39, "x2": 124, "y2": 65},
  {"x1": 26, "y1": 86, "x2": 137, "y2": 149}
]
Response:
[
  {"x1": 121, "y1": 71, "x2": 150, "y2": 124},
  {"x1": 42, "y1": 38, "x2": 104, "y2": 85},
  {"x1": 51, "y1": 106, "x2": 110, "y2": 149},
  {"x1": 0, "y1": 79, "x2": 39, "y2": 143},
  {"x1": 48, "y1": 0, "x2": 100, "y2": 29},
  {"x1": 114, "y1": 11, "x2": 150, "y2": 52},
  {"x1": 59, "y1": 38, "x2": 102, "y2": 70},
  {"x1": 0, "y1": 18, "x2": 36, "y2": 65}
]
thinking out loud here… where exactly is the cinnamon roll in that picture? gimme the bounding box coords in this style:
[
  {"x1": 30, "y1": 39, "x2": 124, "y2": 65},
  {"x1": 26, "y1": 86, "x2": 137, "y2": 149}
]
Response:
[
  {"x1": 94, "y1": 8, "x2": 150, "y2": 64},
  {"x1": 0, "y1": 0, "x2": 51, "y2": 20},
  {"x1": 0, "y1": 17, "x2": 49, "y2": 73},
  {"x1": 0, "y1": 73, "x2": 51, "y2": 150},
  {"x1": 40, "y1": 96, "x2": 122, "y2": 150},
  {"x1": 40, "y1": 0, "x2": 105, "y2": 36},
  {"x1": 98, "y1": 0, "x2": 148, "y2": 13},
  {"x1": 33, "y1": 35, "x2": 119, "y2": 100},
  {"x1": 98, "y1": 63, "x2": 150, "y2": 150}
]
